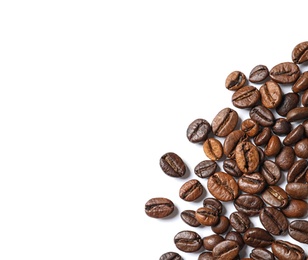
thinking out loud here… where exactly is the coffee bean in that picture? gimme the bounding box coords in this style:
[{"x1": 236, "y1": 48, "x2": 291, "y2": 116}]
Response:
[
  {"x1": 159, "y1": 252, "x2": 182, "y2": 260},
  {"x1": 232, "y1": 86, "x2": 260, "y2": 108},
  {"x1": 249, "y1": 65, "x2": 269, "y2": 83},
  {"x1": 160, "y1": 152, "x2": 186, "y2": 177},
  {"x1": 294, "y1": 138, "x2": 308, "y2": 158},
  {"x1": 174, "y1": 230, "x2": 203, "y2": 252},
  {"x1": 211, "y1": 215, "x2": 230, "y2": 234},
  {"x1": 198, "y1": 251, "x2": 214, "y2": 260},
  {"x1": 293, "y1": 72, "x2": 308, "y2": 95},
  {"x1": 235, "y1": 141, "x2": 259, "y2": 174},
  {"x1": 180, "y1": 210, "x2": 201, "y2": 227},
  {"x1": 212, "y1": 240, "x2": 240, "y2": 259},
  {"x1": 259, "y1": 80, "x2": 283, "y2": 109},
  {"x1": 292, "y1": 41, "x2": 308, "y2": 64},
  {"x1": 253, "y1": 126, "x2": 272, "y2": 146},
  {"x1": 250, "y1": 105, "x2": 274, "y2": 127},
  {"x1": 286, "y1": 107, "x2": 308, "y2": 122},
  {"x1": 259, "y1": 207, "x2": 288, "y2": 235},
  {"x1": 225, "y1": 71, "x2": 247, "y2": 90},
  {"x1": 203, "y1": 197, "x2": 223, "y2": 215},
  {"x1": 260, "y1": 160, "x2": 281, "y2": 185},
  {"x1": 223, "y1": 130, "x2": 248, "y2": 159},
  {"x1": 229, "y1": 211, "x2": 250, "y2": 233},
  {"x1": 211, "y1": 107, "x2": 238, "y2": 137},
  {"x1": 276, "y1": 92, "x2": 299, "y2": 116},
  {"x1": 203, "y1": 138, "x2": 223, "y2": 161},
  {"x1": 285, "y1": 182, "x2": 308, "y2": 199},
  {"x1": 275, "y1": 145, "x2": 295, "y2": 171},
  {"x1": 243, "y1": 227, "x2": 274, "y2": 248},
  {"x1": 186, "y1": 118, "x2": 211, "y2": 143},
  {"x1": 207, "y1": 172, "x2": 239, "y2": 202},
  {"x1": 225, "y1": 231, "x2": 245, "y2": 250},
  {"x1": 145, "y1": 197, "x2": 174, "y2": 218},
  {"x1": 194, "y1": 160, "x2": 217, "y2": 178},
  {"x1": 179, "y1": 179, "x2": 203, "y2": 201},
  {"x1": 287, "y1": 159, "x2": 308, "y2": 183},
  {"x1": 250, "y1": 248, "x2": 274, "y2": 260},
  {"x1": 271, "y1": 240, "x2": 305, "y2": 260},
  {"x1": 282, "y1": 199, "x2": 308, "y2": 218},
  {"x1": 238, "y1": 172, "x2": 266, "y2": 194},
  {"x1": 202, "y1": 234, "x2": 225, "y2": 251},
  {"x1": 269, "y1": 62, "x2": 300, "y2": 84},
  {"x1": 272, "y1": 118, "x2": 292, "y2": 135},
  {"x1": 289, "y1": 220, "x2": 308, "y2": 244},
  {"x1": 301, "y1": 88, "x2": 308, "y2": 107},
  {"x1": 261, "y1": 185, "x2": 288, "y2": 208},
  {"x1": 241, "y1": 119, "x2": 259, "y2": 137},
  {"x1": 234, "y1": 194, "x2": 264, "y2": 216},
  {"x1": 263, "y1": 135, "x2": 281, "y2": 157},
  {"x1": 303, "y1": 119, "x2": 308, "y2": 136},
  {"x1": 283, "y1": 124, "x2": 305, "y2": 146},
  {"x1": 195, "y1": 205, "x2": 219, "y2": 226},
  {"x1": 223, "y1": 159, "x2": 243, "y2": 177}
]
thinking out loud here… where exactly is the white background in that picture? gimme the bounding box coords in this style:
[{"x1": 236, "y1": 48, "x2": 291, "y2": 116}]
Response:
[{"x1": 1, "y1": 1, "x2": 308, "y2": 259}]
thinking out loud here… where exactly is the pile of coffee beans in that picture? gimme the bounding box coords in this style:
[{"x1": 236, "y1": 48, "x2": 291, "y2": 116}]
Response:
[{"x1": 145, "y1": 41, "x2": 308, "y2": 260}]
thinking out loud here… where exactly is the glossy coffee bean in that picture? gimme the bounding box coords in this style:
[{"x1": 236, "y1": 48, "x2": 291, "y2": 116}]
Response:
[
  {"x1": 264, "y1": 135, "x2": 281, "y2": 157},
  {"x1": 235, "y1": 141, "x2": 259, "y2": 174},
  {"x1": 260, "y1": 160, "x2": 281, "y2": 185},
  {"x1": 229, "y1": 211, "x2": 250, "y2": 233},
  {"x1": 159, "y1": 252, "x2": 182, "y2": 260},
  {"x1": 259, "y1": 80, "x2": 283, "y2": 108},
  {"x1": 282, "y1": 199, "x2": 308, "y2": 218},
  {"x1": 225, "y1": 231, "x2": 244, "y2": 250},
  {"x1": 186, "y1": 118, "x2": 211, "y2": 143},
  {"x1": 261, "y1": 185, "x2": 288, "y2": 208},
  {"x1": 294, "y1": 138, "x2": 308, "y2": 158},
  {"x1": 243, "y1": 227, "x2": 274, "y2": 248},
  {"x1": 275, "y1": 145, "x2": 295, "y2": 171},
  {"x1": 259, "y1": 207, "x2": 288, "y2": 235},
  {"x1": 145, "y1": 197, "x2": 174, "y2": 218},
  {"x1": 195, "y1": 205, "x2": 219, "y2": 226},
  {"x1": 272, "y1": 118, "x2": 292, "y2": 135},
  {"x1": 301, "y1": 88, "x2": 308, "y2": 106},
  {"x1": 225, "y1": 71, "x2": 247, "y2": 90},
  {"x1": 223, "y1": 159, "x2": 243, "y2": 177},
  {"x1": 250, "y1": 248, "x2": 274, "y2": 260},
  {"x1": 238, "y1": 172, "x2": 266, "y2": 194},
  {"x1": 203, "y1": 197, "x2": 223, "y2": 215},
  {"x1": 174, "y1": 230, "x2": 202, "y2": 252},
  {"x1": 207, "y1": 172, "x2": 239, "y2": 202},
  {"x1": 286, "y1": 107, "x2": 308, "y2": 122},
  {"x1": 269, "y1": 62, "x2": 300, "y2": 84},
  {"x1": 276, "y1": 92, "x2": 299, "y2": 116},
  {"x1": 241, "y1": 119, "x2": 259, "y2": 137},
  {"x1": 223, "y1": 130, "x2": 248, "y2": 159},
  {"x1": 234, "y1": 194, "x2": 264, "y2": 216},
  {"x1": 194, "y1": 160, "x2": 217, "y2": 178},
  {"x1": 180, "y1": 210, "x2": 200, "y2": 227},
  {"x1": 293, "y1": 71, "x2": 308, "y2": 93},
  {"x1": 198, "y1": 251, "x2": 214, "y2": 260},
  {"x1": 160, "y1": 152, "x2": 186, "y2": 177},
  {"x1": 250, "y1": 105, "x2": 274, "y2": 127},
  {"x1": 211, "y1": 107, "x2": 238, "y2": 137},
  {"x1": 283, "y1": 124, "x2": 305, "y2": 146},
  {"x1": 202, "y1": 234, "x2": 224, "y2": 251},
  {"x1": 292, "y1": 41, "x2": 308, "y2": 64},
  {"x1": 287, "y1": 159, "x2": 308, "y2": 183},
  {"x1": 253, "y1": 127, "x2": 272, "y2": 146},
  {"x1": 232, "y1": 86, "x2": 260, "y2": 108},
  {"x1": 285, "y1": 182, "x2": 308, "y2": 199},
  {"x1": 179, "y1": 179, "x2": 203, "y2": 202},
  {"x1": 249, "y1": 65, "x2": 269, "y2": 83},
  {"x1": 212, "y1": 240, "x2": 240, "y2": 260},
  {"x1": 289, "y1": 220, "x2": 308, "y2": 244},
  {"x1": 203, "y1": 138, "x2": 223, "y2": 161},
  {"x1": 272, "y1": 240, "x2": 305, "y2": 260},
  {"x1": 211, "y1": 216, "x2": 230, "y2": 234}
]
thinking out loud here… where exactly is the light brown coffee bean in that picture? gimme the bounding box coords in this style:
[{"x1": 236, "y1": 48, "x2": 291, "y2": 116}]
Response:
[{"x1": 203, "y1": 138, "x2": 223, "y2": 161}]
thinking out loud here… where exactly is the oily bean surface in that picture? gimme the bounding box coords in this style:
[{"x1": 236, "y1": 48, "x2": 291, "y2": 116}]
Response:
[
  {"x1": 179, "y1": 179, "x2": 203, "y2": 202},
  {"x1": 250, "y1": 105, "x2": 274, "y2": 127},
  {"x1": 223, "y1": 130, "x2": 248, "y2": 159},
  {"x1": 269, "y1": 62, "x2": 300, "y2": 84},
  {"x1": 160, "y1": 152, "x2": 186, "y2": 177},
  {"x1": 195, "y1": 205, "x2": 219, "y2": 226},
  {"x1": 285, "y1": 182, "x2": 308, "y2": 199},
  {"x1": 286, "y1": 107, "x2": 308, "y2": 122},
  {"x1": 211, "y1": 215, "x2": 230, "y2": 234},
  {"x1": 276, "y1": 92, "x2": 299, "y2": 116},
  {"x1": 253, "y1": 126, "x2": 272, "y2": 146},
  {"x1": 275, "y1": 145, "x2": 295, "y2": 170},
  {"x1": 186, "y1": 118, "x2": 211, "y2": 143},
  {"x1": 292, "y1": 41, "x2": 308, "y2": 64},
  {"x1": 288, "y1": 220, "x2": 308, "y2": 244},
  {"x1": 225, "y1": 231, "x2": 245, "y2": 250},
  {"x1": 180, "y1": 210, "x2": 200, "y2": 227},
  {"x1": 261, "y1": 185, "x2": 288, "y2": 208},
  {"x1": 292, "y1": 71, "x2": 308, "y2": 93},
  {"x1": 194, "y1": 160, "x2": 217, "y2": 178},
  {"x1": 238, "y1": 172, "x2": 266, "y2": 194},
  {"x1": 211, "y1": 107, "x2": 238, "y2": 137},
  {"x1": 271, "y1": 240, "x2": 305, "y2": 260},
  {"x1": 287, "y1": 159, "x2": 308, "y2": 183},
  {"x1": 212, "y1": 240, "x2": 240, "y2": 259},
  {"x1": 259, "y1": 207, "x2": 288, "y2": 235},
  {"x1": 203, "y1": 197, "x2": 223, "y2": 215},
  {"x1": 250, "y1": 248, "x2": 274, "y2": 260},
  {"x1": 272, "y1": 118, "x2": 292, "y2": 135},
  {"x1": 159, "y1": 252, "x2": 182, "y2": 260},
  {"x1": 249, "y1": 65, "x2": 269, "y2": 83},
  {"x1": 260, "y1": 160, "x2": 281, "y2": 185},
  {"x1": 223, "y1": 159, "x2": 243, "y2": 177},
  {"x1": 234, "y1": 194, "x2": 264, "y2": 216},
  {"x1": 174, "y1": 230, "x2": 202, "y2": 252},
  {"x1": 202, "y1": 234, "x2": 224, "y2": 251},
  {"x1": 283, "y1": 124, "x2": 305, "y2": 146},
  {"x1": 243, "y1": 227, "x2": 274, "y2": 248},
  {"x1": 282, "y1": 199, "x2": 308, "y2": 218},
  {"x1": 145, "y1": 197, "x2": 174, "y2": 218},
  {"x1": 229, "y1": 211, "x2": 250, "y2": 233},
  {"x1": 294, "y1": 138, "x2": 308, "y2": 158}
]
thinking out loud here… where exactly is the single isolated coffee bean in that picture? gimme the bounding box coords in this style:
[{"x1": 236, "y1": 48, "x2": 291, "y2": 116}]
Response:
[
  {"x1": 159, "y1": 252, "x2": 182, "y2": 260},
  {"x1": 269, "y1": 62, "x2": 300, "y2": 84},
  {"x1": 229, "y1": 211, "x2": 250, "y2": 233},
  {"x1": 285, "y1": 182, "x2": 308, "y2": 199},
  {"x1": 250, "y1": 105, "x2": 274, "y2": 127},
  {"x1": 203, "y1": 138, "x2": 223, "y2": 161},
  {"x1": 195, "y1": 205, "x2": 219, "y2": 226},
  {"x1": 287, "y1": 159, "x2": 308, "y2": 183},
  {"x1": 211, "y1": 215, "x2": 230, "y2": 234},
  {"x1": 275, "y1": 145, "x2": 295, "y2": 171},
  {"x1": 294, "y1": 138, "x2": 308, "y2": 158},
  {"x1": 261, "y1": 185, "x2": 288, "y2": 208},
  {"x1": 276, "y1": 92, "x2": 299, "y2": 116},
  {"x1": 259, "y1": 207, "x2": 288, "y2": 235},
  {"x1": 235, "y1": 141, "x2": 259, "y2": 174},
  {"x1": 211, "y1": 107, "x2": 238, "y2": 137},
  {"x1": 286, "y1": 107, "x2": 308, "y2": 122},
  {"x1": 179, "y1": 179, "x2": 203, "y2": 202},
  {"x1": 180, "y1": 210, "x2": 201, "y2": 227},
  {"x1": 250, "y1": 247, "x2": 275, "y2": 260},
  {"x1": 243, "y1": 227, "x2": 274, "y2": 248},
  {"x1": 292, "y1": 41, "x2": 308, "y2": 64},
  {"x1": 223, "y1": 159, "x2": 243, "y2": 177},
  {"x1": 259, "y1": 80, "x2": 283, "y2": 109},
  {"x1": 160, "y1": 152, "x2": 186, "y2": 177},
  {"x1": 234, "y1": 194, "x2": 264, "y2": 216},
  {"x1": 203, "y1": 197, "x2": 223, "y2": 215},
  {"x1": 253, "y1": 126, "x2": 272, "y2": 146},
  {"x1": 238, "y1": 172, "x2": 266, "y2": 194},
  {"x1": 225, "y1": 231, "x2": 245, "y2": 250},
  {"x1": 212, "y1": 240, "x2": 240, "y2": 260},
  {"x1": 186, "y1": 118, "x2": 211, "y2": 143},
  {"x1": 272, "y1": 118, "x2": 292, "y2": 136},
  {"x1": 174, "y1": 230, "x2": 203, "y2": 252},
  {"x1": 288, "y1": 220, "x2": 308, "y2": 244},
  {"x1": 194, "y1": 160, "x2": 217, "y2": 178},
  {"x1": 145, "y1": 197, "x2": 174, "y2": 218},
  {"x1": 260, "y1": 160, "x2": 281, "y2": 185},
  {"x1": 232, "y1": 85, "x2": 260, "y2": 108},
  {"x1": 225, "y1": 71, "x2": 247, "y2": 90},
  {"x1": 282, "y1": 199, "x2": 308, "y2": 218},
  {"x1": 283, "y1": 124, "x2": 305, "y2": 146},
  {"x1": 249, "y1": 65, "x2": 269, "y2": 83},
  {"x1": 202, "y1": 234, "x2": 225, "y2": 251},
  {"x1": 223, "y1": 130, "x2": 248, "y2": 159},
  {"x1": 292, "y1": 71, "x2": 308, "y2": 93},
  {"x1": 271, "y1": 240, "x2": 305, "y2": 260},
  {"x1": 241, "y1": 119, "x2": 259, "y2": 137}
]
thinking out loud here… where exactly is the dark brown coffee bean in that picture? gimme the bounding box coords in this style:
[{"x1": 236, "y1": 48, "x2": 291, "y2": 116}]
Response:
[
  {"x1": 289, "y1": 220, "x2": 308, "y2": 244},
  {"x1": 287, "y1": 159, "x2": 308, "y2": 183},
  {"x1": 286, "y1": 182, "x2": 308, "y2": 199},
  {"x1": 203, "y1": 197, "x2": 223, "y2": 214},
  {"x1": 261, "y1": 185, "x2": 288, "y2": 208},
  {"x1": 238, "y1": 172, "x2": 266, "y2": 194},
  {"x1": 276, "y1": 92, "x2": 300, "y2": 116},
  {"x1": 294, "y1": 138, "x2": 308, "y2": 158},
  {"x1": 160, "y1": 252, "x2": 182, "y2": 260},
  {"x1": 253, "y1": 127, "x2": 272, "y2": 146},
  {"x1": 243, "y1": 227, "x2": 274, "y2": 248},
  {"x1": 207, "y1": 172, "x2": 239, "y2": 202},
  {"x1": 282, "y1": 199, "x2": 308, "y2": 218},
  {"x1": 225, "y1": 71, "x2": 247, "y2": 90},
  {"x1": 301, "y1": 88, "x2": 308, "y2": 107},
  {"x1": 259, "y1": 80, "x2": 283, "y2": 108},
  {"x1": 194, "y1": 160, "x2": 217, "y2": 178},
  {"x1": 264, "y1": 135, "x2": 281, "y2": 157},
  {"x1": 272, "y1": 118, "x2": 292, "y2": 135},
  {"x1": 283, "y1": 124, "x2": 305, "y2": 146},
  {"x1": 292, "y1": 41, "x2": 308, "y2": 64},
  {"x1": 260, "y1": 160, "x2": 281, "y2": 185},
  {"x1": 202, "y1": 234, "x2": 225, "y2": 251},
  {"x1": 269, "y1": 62, "x2": 300, "y2": 84},
  {"x1": 232, "y1": 86, "x2": 260, "y2": 108},
  {"x1": 195, "y1": 205, "x2": 219, "y2": 226},
  {"x1": 272, "y1": 240, "x2": 305, "y2": 260},
  {"x1": 249, "y1": 65, "x2": 269, "y2": 83},
  {"x1": 250, "y1": 248, "x2": 275, "y2": 260},
  {"x1": 259, "y1": 207, "x2": 288, "y2": 235},
  {"x1": 225, "y1": 231, "x2": 244, "y2": 250},
  {"x1": 198, "y1": 251, "x2": 214, "y2": 260},
  {"x1": 250, "y1": 105, "x2": 275, "y2": 127},
  {"x1": 174, "y1": 230, "x2": 202, "y2": 252},
  {"x1": 223, "y1": 130, "x2": 248, "y2": 159},
  {"x1": 212, "y1": 240, "x2": 240, "y2": 259},
  {"x1": 275, "y1": 145, "x2": 295, "y2": 171},
  {"x1": 145, "y1": 197, "x2": 174, "y2": 218},
  {"x1": 203, "y1": 138, "x2": 223, "y2": 161},
  {"x1": 241, "y1": 119, "x2": 259, "y2": 137},
  {"x1": 211, "y1": 216, "x2": 230, "y2": 234},
  {"x1": 229, "y1": 211, "x2": 250, "y2": 233},
  {"x1": 186, "y1": 118, "x2": 211, "y2": 143},
  {"x1": 303, "y1": 119, "x2": 308, "y2": 136},
  {"x1": 293, "y1": 71, "x2": 308, "y2": 93},
  {"x1": 179, "y1": 179, "x2": 203, "y2": 202},
  {"x1": 180, "y1": 210, "x2": 200, "y2": 227},
  {"x1": 160, "y1": 152, "x2": 186, "y2": 177},
  {"x1": 286, "y1": 107, "x2": 308, "y2": 122},
  {"x1": 256, "y1": 146, "x2": 265, "y2": 165},
  {"x1": 211, "y1": 107, "x2": 238, "y2": 137},
  {"x1": 235, "y1": 141, "x2": 259, "y2": 174},
  {"x1": 223, "y1": 159, "x2": 243, "y2": 177},
  {"x1": 234, "y1": 194, "x2": 264, "y2": 216}
]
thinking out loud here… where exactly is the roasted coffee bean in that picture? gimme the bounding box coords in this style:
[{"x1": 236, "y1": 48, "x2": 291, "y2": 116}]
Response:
[
  {"x1": 263, "y1": 135, "x2": 281, "y2": 157},
  {"x1": 250, "y1": 248, "x2": 275, "y2": 260},
  {"x1": 269, "y1": 62, "x2": 300, "y2": 84},
  {"x1": 287, "y1": 159, "x2": 308, "y2": 183},
  {"x1": 225, "y1": 71, "x2": 247, "y2": 90},
  {"x1": 145, "y1": 197, "x2": 174, "y2": 218},
  {"x1": 223, "y1": 159, "x2": 243, "y2": 177},
  {"x1": 232, "y1": 86, "x2": 260, "y2": 108},
  {"x1": 250, "y1": 105, "x2": 274, "y2": 127},
  {"x1": 243, "y1": 227, "x2": 274, "y2": 248},
  {"x1": 211, "y1": 107, "x2": 238, "y2": 137},
  {"x1": 289, "y1": 220, "x2": 308, "y2": 244},
  {"x1": 272, "y1": 240, "x2": 305, "y2": 260},
  {"x1": 285, "y1": 182, "x2": 308, "y2": 199},
  {"x1": 294, "y1": 138, "x2": 308, "y2": 158},
  {"x1": 283, "y1": 124, "x2": 305, "y2": 146},
  {"x1": 203, "y1": 197, "x2": 223, "y2": 215},
  {"x1": 275, "y1": 145, "x2": 295, "y2": 171},
  {"x1": 260, "y1": 160, "x2": 281, "y2": 185},
  {"x1": 293, "y1": 71, "x2": 308, "y2": 93},
  {"x1": 301, "y1": 88, "x2": 308, "y2": 106},
  {"x1": 223, "y1": 130, "x2": 248, "y2": 159},
  {"x1": 194, "y1": 160, "x2": 217, "y2": 178},
  {"x1": 276, "y1": 92, "x2": 300, "y2": 116},
  {"x1": 235, "y1": 141, "x2": 259, "y2": 174},
  {"x1": 229, "y1": 211, "x2": 250, "y2": 233},
  {"x1": 253, "y1": 127, "x2": 272, "y2": 146},
  {"x1": 225, "y1": 231, "x2": 244, "y2": 250},
  {"x1": 303, "y1": 119, "x2": 308, "y2": 136},
  {"x1": 179, "y1": 179, "x2": 203, "y2": 201},
  {"x1": 203, "y1": 138, "x2": 223, "y2": 161},
  {"x1": 211, "y1": 216, "x2": 230, "y2": 234},
  {"x1": 212, "y1": 240, "x2": 240, "y2": 260},
  {"x1": 180, "y1": 210, "x2": 200, "y2": 227},
  {"x1": 198, "y1": 251, "x2": 214, "y2": 260},
  {"x1": 159, "y1": 252, "x2": 182, "y2": 260},
  {"x1": 234, "y1": 194, "x2": 264, "y2": 216},
  {"x1": 203, "y1": 234, "x2": 225, "y2": 251},
  {"x1": 286, "y1": 107, "x2": 308, "y2": 122},
  {"x1": 241, "y1": 119, "x2": 259, "y2": 137},
  {"x1": 282, "y1": 199, "x2": 308, "y2": 218},
  {"x1": 292, "y1": 41, "x2": 308, "y2": 64},
  {"x1": 238, "y1": 172, "x2": 266, "y2": 194},
  {"x1": 256, "y1": 146, "x2": 265, "y2": 165},
  {"x1": 207, "y1": 172, "x2": 239, "y2": 202},
  {"x1": 186, "y1": 118, "x2": 211, "y2": 143},
  {"x1": 174, "y1": 230, "x2": 203, "y2": 252},
  {"x1": 261, "y1": 185, "x2": 288, "y2": 208},
  {"x1": 259, "y1": 207, "x2": 288, "y2": 235},
  {"x1": 272, "y1": 118, "x2": 292, "y2": 135},
  {"x1": 160, "y1": 152, "x2": 186, "y2": 177},
  {"x1": 259, "y1": 80, "x2": 283, "y2": 109},
  {"x1": 195, "y1": 205, "x2": 219, "y2": 226},
  {"x1": 249, "y1": 65, "x2": 269, "y2": 83}
]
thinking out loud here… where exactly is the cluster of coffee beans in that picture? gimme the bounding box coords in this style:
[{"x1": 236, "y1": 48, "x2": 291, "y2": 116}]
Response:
[{"x1": 145, "y1": 41, "x2": 308, "y2": 260}]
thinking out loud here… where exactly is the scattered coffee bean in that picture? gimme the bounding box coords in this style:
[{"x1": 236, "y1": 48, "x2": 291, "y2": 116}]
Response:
[
  {"x1": 259, "y1": 80, "x2": 283, "y2": 109},
  {"x1": 202, "y1": 234, "x2": 224, "y2": 251},
  {"x1": 263, "y1": 135, "x2": 281, "y2": 157},
  {"x1": 212, "y1": 240, "x2": 240, "y2": 259},
  {"x1": 186, "y1": 118, "x2": 211, "y2": 143},
  {"x1": 294, "y1": 138, "x2": 308, "y2": 158},
  {"x1": 203, "y1": 197, "x2": 223, "y2": 215},
  {"x1": 225, "y1": 71, "x2": 247, "y2": 90},
  {"x1": 211, "y1": 107, "x2": 238, "y2": 137},
  {"x1": 223, "y1": 158, "x2": 243, "y2": 177},
  {"x1": 260, "y1": 160, "x2": 281, "y2": 185},
  {"x1": 250, "y1": 247, "x2": 274, "y2": 260},
  {"x1": 203, "y1": 138, "x2": 223, "y2": 161},
  {"x1": 238, "y1": 172, "x2": 266, "y2": 194},
  {"x1": 174, "y1": 230, "x2": 203, "y2": 252},
  {"x1": 281, "y1": 199, "x2": 308, "y2": 218},
  {"x1": 211, "y1": 215, "x2": 230, "y2": 234},
  {"x1": 223, "y1": 130, "x2": 248, "y2": 159},
  {"x1": 235, "y1": 141, "x2": 259, "y2": 174},
  {"x1": 259, "y1": 206, "x2": 288, "y2": 235},
  {"x1": 283, "y1": 124, "x2": 305, "y2": 146},
  {"x1": 272, "y1": 118, "x2": 292, "y2": 135},
  {"x1": 272, "y1": 240, "x2": 305, "y2": 260},
  {"x1": 261, "y1": 185, "x2": 288, "y2": 208},
  {"x1": 287, "y1": 159, "x2": 308, "y2": 183},
  {"x1": 250, "y1": 105, "x2": 275, "y2": 127},
  {"x1": 269, "y1": 62, "x2": 300, "y2": 84},
  {"x1": 249, "y1": 65, "x2": 269, "y2": 83},
  {"x1": 159, "y1": 252, "x2": 182, "y2": 260},
  {"x1": 194, "y1": 160, "x2": 217, "y2": 178},
  {"x1": 160, "y1": 152, "x2": 186, "y2": 177},
  {"x1": 243, "y1": 227, "x2": 274, "y2": 248},
  {"x1": 253, "y1": 126, "x2": 272, "y2": 146},
  {"x1": 198, "y1": 251, "x2": 214, "y2": 260},
  {"x1": 180, "y1": 210, "x2": 200, "y2": 227},
  {"x1": 225, "y1": 231, "x2": 245, "y2": 250},
  {"x1": 286, "y1": 106, "x2": 308, "y2": 122},
  {"x1": 276, "y1": 92, "x2": 299, "y2": 116},
  {"x1": 285, "y1": 182, "x2": 308, "y2": 199},
  {"x1": 195, "y1": 205, "x2": 219, "y2": 226},
  {"x1": 275, "y1": 145, "x2": 295, "y2": 170},
  {"x1": 292, "y1": 41, "x2": 308, "y2": 64},
  {"x1": 234, "y1": 194, "x2": 264, "y2": 216},
  {"x1": 229, "y1": 211, "x2": 250, "y2": 233},
  {"x1": 232, "y1": 86, "x2": 260, "y2": 108},
  {"x1": 179, "y1": 179, "x2": 203, "y2": 202},
  {"x1": 288, "y1": 220, "x2": 308, "y2": 244},
  {"x1": 241, "y1": 119, "x2": 259, "y2": 137},
  {"x1": 145, "y1": 197, "x2": 174, "y2": 218}
]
